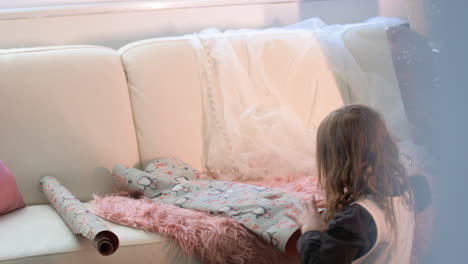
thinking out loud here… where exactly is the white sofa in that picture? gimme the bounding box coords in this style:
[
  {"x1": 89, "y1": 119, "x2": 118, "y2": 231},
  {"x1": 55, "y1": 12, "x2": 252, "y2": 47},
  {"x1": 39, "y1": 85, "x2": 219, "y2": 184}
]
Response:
[{"x1": 0, "y1": 26, "x2": 410, "y2": 263}]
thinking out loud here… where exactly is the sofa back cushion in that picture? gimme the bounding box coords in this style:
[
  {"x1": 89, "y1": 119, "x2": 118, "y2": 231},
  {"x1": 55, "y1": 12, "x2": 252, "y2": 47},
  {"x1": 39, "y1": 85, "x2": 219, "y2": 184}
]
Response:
[
  {"x1": 119, "y1": 33, "x2": 344, "y2": 170},
  {"x1": 119, "y1": 37, "x2": 206, "y2": 171},
  {"x1": 0, "y1": 46, "x2": 140, "y2": 205}
]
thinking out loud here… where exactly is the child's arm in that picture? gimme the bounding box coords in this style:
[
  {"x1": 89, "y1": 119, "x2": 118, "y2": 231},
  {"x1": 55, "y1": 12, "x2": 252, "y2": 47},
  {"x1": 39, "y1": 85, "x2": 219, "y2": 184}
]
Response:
[
  {"x1": 296, "y1": 204, "x2": 376, "y2": 264},
  {"x1": 285, "y1": 196, "x2": 327, "y2": 234}
]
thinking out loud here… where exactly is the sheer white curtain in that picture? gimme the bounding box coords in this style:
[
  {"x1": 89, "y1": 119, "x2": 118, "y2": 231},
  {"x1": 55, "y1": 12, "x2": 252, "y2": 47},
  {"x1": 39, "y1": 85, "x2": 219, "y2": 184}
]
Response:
[
  {"x1": 190, "y1": 17, "x2": 408, "y2": 182},
  {"x1": 191, "y1": 28, "x2": 322, "y2": 181}
]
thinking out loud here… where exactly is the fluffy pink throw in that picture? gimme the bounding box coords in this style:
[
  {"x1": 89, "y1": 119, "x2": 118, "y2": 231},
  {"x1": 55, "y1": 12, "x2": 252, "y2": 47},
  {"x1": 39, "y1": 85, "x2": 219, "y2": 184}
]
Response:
[
  {"x1": 92, "y1": 194, "x2": 293, "y2": 264},
  {"x1": 90, "y1": 176, "x2": 321, "y2": 264},
  {"x1": 91, "y1": 175, "x2": 430, "y2": 264}
]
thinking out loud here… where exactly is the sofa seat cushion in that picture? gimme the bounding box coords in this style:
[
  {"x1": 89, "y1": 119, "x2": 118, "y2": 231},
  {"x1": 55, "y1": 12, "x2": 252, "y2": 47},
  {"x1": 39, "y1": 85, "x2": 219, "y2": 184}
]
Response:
[{"x1": 0, "y1": 205, "x2": 200, "y2": 264}]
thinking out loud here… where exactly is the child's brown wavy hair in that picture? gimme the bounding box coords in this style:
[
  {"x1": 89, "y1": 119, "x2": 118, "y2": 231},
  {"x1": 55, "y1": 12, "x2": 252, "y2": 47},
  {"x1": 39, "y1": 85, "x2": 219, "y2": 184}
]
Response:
[{"x1": 316, "y1": 104, "x2": 414, "y2": 238}]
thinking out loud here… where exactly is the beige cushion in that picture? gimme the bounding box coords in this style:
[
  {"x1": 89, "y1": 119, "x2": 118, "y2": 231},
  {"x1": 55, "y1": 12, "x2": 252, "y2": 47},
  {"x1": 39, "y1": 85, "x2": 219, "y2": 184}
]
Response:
[
  {"x1": 119, "y1": 38, "x2": 206, "y2": 171},
  {"x1": 119, "y1": 33, "x2": 343, "y2": 170},
  {"x1": 0, "y1": 46, "x2": 140, "y2": 205},
  {"x1": 0, "y1": 205, "x2": 199, "y2": 264}
]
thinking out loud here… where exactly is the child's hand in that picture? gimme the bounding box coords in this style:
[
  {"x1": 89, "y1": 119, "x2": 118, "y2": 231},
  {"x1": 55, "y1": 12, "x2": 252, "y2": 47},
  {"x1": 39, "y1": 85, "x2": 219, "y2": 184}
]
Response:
[{"x1": 285, "y1": 196, "x2": 326, "y2": 233}]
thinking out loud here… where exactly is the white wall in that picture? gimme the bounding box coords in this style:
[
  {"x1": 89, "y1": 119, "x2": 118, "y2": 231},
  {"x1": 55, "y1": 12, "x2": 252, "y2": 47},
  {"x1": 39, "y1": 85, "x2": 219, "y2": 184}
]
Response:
[
  {"x1": 0, "y1": 0, "x2": 380, "y2": 49},
  {"x1": 379, "y1": 0, "x2": 407, "y2": 17}
]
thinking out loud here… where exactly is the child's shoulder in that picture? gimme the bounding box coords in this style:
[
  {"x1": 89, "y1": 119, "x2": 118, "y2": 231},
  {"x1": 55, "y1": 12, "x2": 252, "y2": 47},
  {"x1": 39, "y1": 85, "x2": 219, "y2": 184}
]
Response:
[{"x1": 329, "y1": 203, "x2": 375, "y2": 228}]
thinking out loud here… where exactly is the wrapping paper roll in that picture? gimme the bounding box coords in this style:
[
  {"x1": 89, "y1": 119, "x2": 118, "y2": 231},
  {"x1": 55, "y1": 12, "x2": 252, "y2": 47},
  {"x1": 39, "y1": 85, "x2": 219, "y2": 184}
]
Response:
[
  {"x1": 112, "y1": 157, "x2": 302, "y2": 253},
  {"x1": 40, "y1": 176, "x2": 119, "y2": 256}
]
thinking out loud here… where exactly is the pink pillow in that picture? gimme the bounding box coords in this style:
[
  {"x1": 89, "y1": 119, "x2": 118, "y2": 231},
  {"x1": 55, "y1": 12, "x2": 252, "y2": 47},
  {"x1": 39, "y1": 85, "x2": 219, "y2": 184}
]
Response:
[{"x1": 0, "y1": 161, "x2": 25, "y2": 215}]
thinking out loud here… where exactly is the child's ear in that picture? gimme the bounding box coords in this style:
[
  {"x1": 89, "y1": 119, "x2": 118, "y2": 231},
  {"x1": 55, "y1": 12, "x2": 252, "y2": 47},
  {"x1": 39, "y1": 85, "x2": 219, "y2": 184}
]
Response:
[
  {"x1": 361, "y1": 163, "x2": 373, "y2": 175},
  {"x1": 367, "y1": 175, "x2": 378, "y2": 191}
]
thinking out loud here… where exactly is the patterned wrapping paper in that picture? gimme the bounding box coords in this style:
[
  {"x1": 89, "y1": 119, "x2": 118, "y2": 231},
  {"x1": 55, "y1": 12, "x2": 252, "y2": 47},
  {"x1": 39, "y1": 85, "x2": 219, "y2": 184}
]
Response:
[
  {"x1": 112, "y1": 157, "x2": 302, "y2": 253},
  {"x1": 40, "y1": 176, "x2": 119, "y2": 256}
]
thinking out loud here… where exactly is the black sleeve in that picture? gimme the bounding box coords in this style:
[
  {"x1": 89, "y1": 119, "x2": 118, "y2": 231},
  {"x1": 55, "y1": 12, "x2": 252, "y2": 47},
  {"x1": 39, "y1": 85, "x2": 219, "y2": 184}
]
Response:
[{"x1": 296, "y1": 203, "x2": 376, "y2": 264}]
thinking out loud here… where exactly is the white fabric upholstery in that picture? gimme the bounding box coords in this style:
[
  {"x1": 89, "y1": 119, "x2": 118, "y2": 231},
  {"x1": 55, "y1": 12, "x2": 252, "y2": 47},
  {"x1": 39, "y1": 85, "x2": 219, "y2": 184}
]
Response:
[
  {"x1": 0, "y1": 46, "x2": 140, "y2": 205},
  {"x1": 119, "y1": 38, "x2": 206, "y2": 171},
  {"x1": 119, "y1": 33, "x2": 343, "y2": 171},
  {"x1": 0, "y1": 205, "x2": 199, "y2": 264}
]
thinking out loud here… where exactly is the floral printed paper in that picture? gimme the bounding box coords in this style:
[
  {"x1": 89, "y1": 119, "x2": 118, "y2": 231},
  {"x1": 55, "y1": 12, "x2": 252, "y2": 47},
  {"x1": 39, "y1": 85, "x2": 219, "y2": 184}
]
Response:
[
  {"x1": 112, "y1": 157, "x2": 301, "y2": 252},
  {"x1": 40, "y1": 176, "x2": 119, "y2": 255}
]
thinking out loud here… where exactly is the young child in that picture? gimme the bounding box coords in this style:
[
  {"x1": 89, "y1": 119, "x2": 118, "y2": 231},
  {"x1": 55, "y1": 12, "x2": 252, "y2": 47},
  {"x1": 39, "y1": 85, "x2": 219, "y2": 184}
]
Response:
[{"x1": 286, "y1": 104, "x2": 416, "y2": 264}]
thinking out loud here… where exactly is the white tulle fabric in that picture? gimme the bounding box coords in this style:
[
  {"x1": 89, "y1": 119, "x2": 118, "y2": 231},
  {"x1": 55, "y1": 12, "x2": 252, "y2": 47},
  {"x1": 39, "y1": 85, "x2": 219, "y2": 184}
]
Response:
[{"x1": 190, "y1": 17, "x2": 409, "y2": 181}]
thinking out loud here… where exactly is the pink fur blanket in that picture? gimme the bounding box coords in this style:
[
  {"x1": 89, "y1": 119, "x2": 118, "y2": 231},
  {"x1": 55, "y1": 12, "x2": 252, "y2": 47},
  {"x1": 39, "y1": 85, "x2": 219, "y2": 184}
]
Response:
[
  {"x1": 91, "y1": 176, "x2": 320, "y2": 264},
  {"x1": 92, "y1": 194, "x2": 293, "y2": 264},
  {"x1": 90, "y1": 175, "x2": 431, "y2": 264}
]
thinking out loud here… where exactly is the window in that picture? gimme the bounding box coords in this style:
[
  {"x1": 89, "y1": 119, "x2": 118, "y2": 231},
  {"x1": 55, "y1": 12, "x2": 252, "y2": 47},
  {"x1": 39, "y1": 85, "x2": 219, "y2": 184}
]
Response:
[
  {"x1": 0, "y1": 0, "x2": 307, "y2": 10},
  {"x1": 0, "y1": 0, "x2": 130, "y2": 9},
  {"x1": 0, "y1": 0, "x2": 306, "y2": 20}
]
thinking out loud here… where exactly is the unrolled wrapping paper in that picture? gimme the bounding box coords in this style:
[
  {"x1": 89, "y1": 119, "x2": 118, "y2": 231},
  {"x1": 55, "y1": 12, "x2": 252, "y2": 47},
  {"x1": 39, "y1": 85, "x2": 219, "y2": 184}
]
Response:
[
  {"x1": 112, "y1": 157, "x2": 302, "y2": 253},
  {"x1": 40, "y1": 176, "x2": 119, "y2": 256}
]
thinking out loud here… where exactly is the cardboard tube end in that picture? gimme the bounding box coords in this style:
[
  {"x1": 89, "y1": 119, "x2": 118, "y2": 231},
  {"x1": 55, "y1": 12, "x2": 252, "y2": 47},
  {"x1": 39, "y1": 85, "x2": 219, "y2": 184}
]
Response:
[{"x1": 94, "y1": 231, "x2": 119, "y2": 256}]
